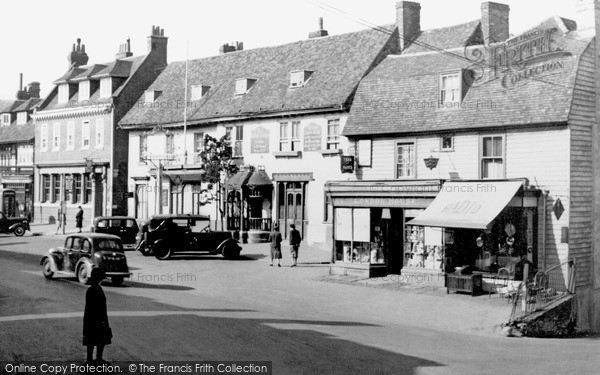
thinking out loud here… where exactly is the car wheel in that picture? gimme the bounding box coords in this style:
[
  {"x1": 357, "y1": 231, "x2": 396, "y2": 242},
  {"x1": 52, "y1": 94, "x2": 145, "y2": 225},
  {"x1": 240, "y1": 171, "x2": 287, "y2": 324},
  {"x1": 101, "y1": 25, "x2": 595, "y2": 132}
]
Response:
[
  {"x1": 77, "y1": 264, "x2": 92, "y2": 285},
  {"x1": 154, "y1": 243, "x2": 172, "y2": 260},
  {"x1": 42, "y1": 258, "x2": 54, "y2": 279},
  {"x1": 13, "y1": 226, "x2": 25, "y2": 237},
  {"x1": 222, "y1": 244, "x2": 241, "y2": 260},
  {"x1": 111, "y1": 276, "x2": 124, "y2": 286}
]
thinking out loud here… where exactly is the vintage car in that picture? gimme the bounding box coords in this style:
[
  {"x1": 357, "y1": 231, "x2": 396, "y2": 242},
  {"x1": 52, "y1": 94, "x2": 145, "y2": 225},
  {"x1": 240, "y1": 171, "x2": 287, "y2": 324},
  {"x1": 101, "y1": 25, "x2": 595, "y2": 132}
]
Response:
[
  {"x1": 41, "y1": 233, "x2": 130, "y2": 285},
  {"x1": 0, "y1": 211, "x2": 30, "y2": 236},
  {"x1": 145, "y1": 214, "x2": 242, "y2": 260},
  {"x1": 91, "y1": 216, "x2": 139, "y2": 250}
]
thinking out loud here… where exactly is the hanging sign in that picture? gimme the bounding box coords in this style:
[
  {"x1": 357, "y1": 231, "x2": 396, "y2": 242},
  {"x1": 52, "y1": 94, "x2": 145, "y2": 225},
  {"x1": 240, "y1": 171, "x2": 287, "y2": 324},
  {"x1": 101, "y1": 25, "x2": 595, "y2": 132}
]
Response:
[{"x1": 340, "y1": 155, "x2": 354, "y2": 173}]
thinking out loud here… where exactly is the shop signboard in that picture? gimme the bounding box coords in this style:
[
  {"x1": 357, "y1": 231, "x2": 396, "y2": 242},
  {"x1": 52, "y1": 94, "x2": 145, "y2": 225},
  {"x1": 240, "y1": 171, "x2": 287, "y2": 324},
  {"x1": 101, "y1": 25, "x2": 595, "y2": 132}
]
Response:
[
  {"x1": 303, "y1": 123, "x2": 322, "y2": 151},
  {"x1": 340, "y1": 155, "x2": 354, "y2": 173},
  {"x1": 250, "y1": 127, "x2": 270, "y2": 154}
]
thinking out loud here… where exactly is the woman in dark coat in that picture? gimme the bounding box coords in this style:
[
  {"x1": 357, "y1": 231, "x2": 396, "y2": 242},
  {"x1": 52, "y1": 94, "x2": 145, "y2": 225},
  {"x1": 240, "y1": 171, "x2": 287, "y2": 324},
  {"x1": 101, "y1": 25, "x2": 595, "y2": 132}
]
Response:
[
  {"x1": 75, "y1": 206, "x2": 84, "y2": 233},
  {"x1": 83, "y1": 268, "x2": 112, "y2": 364},
  {"x1": 268, "y1": 224, "x2": 282, "y2": 267}
]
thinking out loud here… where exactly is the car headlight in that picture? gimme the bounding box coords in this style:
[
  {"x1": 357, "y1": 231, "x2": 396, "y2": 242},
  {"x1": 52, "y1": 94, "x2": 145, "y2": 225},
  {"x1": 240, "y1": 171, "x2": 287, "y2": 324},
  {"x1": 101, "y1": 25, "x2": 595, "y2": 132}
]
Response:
[{"x1": 94, "y1": 253, "x2": 101, "y2": 258}]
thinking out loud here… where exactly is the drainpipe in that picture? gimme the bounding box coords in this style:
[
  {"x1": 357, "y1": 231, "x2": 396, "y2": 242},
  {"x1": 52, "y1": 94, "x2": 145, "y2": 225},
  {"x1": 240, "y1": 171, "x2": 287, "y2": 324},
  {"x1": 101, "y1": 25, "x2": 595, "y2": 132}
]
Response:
[{"x1": 541, "y1": 190, "x2": 549, "y2": 271}]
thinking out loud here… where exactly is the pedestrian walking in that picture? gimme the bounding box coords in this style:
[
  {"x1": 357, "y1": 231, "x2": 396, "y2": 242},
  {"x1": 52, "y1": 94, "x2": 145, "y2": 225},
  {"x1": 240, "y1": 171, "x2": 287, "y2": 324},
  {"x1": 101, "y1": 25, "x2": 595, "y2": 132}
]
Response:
[
  {"x1": 55, "y1": 208, "x2": 66, "y2": 235},
  {"x1": 269, "y1": 224, "x2": 282, "y2": 267},
  {"x1": 83, "y1": 268, "x2": 112, "y2": 364},
  {"x1": 289, "y1": 224, "x2": 302, "y2": 267},
  {"x1": 76, "y1": 206, "x2": 84, "y2": 233}
]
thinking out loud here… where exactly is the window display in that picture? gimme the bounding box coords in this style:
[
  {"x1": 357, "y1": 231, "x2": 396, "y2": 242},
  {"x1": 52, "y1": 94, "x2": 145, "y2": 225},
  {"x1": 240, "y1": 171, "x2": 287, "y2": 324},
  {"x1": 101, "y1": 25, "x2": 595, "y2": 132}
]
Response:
[
  {"x1": 404, "y1": 225, "x2": 444, "y2": 270},
  {"x1": 334, "y1": 208, "x2": 387, "y2": 265}
]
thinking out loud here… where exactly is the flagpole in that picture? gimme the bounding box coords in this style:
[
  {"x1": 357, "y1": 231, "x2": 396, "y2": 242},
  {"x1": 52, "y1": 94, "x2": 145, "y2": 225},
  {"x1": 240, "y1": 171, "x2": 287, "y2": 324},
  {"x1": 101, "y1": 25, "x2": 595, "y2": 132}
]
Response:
[{"x1": 183, "y1": 40, "x2": 189, "y2": 165}]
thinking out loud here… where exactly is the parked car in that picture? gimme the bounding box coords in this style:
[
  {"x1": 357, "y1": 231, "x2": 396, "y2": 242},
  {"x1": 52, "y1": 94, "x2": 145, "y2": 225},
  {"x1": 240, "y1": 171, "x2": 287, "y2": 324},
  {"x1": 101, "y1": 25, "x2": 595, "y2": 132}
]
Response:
[
  {"x1": 40, "y1": 233, "x2": 130, "y2": 286},
  {"x1": 0, "y1": 211, "x2": 30, "y2": 236},
  {"x1": 91, "y1": 216, "x2": 139, "y2": 250},
  {"x1": 145, "y1": 214, "x2": 241, "y2": 260}
]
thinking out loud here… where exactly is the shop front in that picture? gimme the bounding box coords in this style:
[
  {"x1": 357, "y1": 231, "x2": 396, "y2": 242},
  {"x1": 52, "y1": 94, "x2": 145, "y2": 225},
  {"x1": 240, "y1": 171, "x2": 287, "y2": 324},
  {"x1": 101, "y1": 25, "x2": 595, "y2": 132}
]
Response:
[
  {"x1": 406, "y1": 179, "x2": 540, "y2": 288},
  {"x1": 326, "y1": 180, "x2": 442, "y2": 278}
]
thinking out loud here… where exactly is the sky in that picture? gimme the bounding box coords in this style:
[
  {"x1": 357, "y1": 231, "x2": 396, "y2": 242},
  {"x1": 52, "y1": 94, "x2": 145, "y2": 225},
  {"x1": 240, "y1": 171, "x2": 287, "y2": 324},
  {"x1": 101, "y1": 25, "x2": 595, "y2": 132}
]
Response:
[{"x1": 0, "y1": 0, "x2": 582, "y2": 100}]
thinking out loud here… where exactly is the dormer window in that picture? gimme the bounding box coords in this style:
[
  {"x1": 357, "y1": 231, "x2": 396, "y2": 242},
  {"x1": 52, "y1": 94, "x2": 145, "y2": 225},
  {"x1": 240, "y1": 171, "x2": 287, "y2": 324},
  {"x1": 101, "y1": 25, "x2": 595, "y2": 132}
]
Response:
[
  {"x1": 439, "y1": 72, "x2": 462, "y2": 105},
  {"x1": 144, "y1": 90, "x2": 163, "y2": 103},
  {"x1": 17, "y1": 112, "x2": 27, "y2": 125},
  {"x1": 1, "y1": 113, "x2": 10, "y2": 126},
  {"x1": 235, "y1": 78, "x2": 256, "y2": 95},
  {"x1": 191, "y1": 85, "x2": 211, "y2": 101},
  {"x1": 79, "y1": 80, "x2": 90, "y2": 101},
  {"x1": 58, "y1": 84, "x2": 70, "y2": 103},
  {"x1": 100, "y1": 77, "x2": 112, "y2": 98},
  {"x1": 290, "y1": 70, "x2": 313, "y2": 88}
]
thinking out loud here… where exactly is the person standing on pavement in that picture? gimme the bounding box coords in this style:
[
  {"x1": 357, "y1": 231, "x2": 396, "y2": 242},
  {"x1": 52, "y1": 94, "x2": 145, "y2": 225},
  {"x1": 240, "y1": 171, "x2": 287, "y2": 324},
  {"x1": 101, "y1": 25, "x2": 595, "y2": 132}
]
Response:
[
  {"x1": 76, "y1": 206, "x2": 84, "y2": 233},
  {"x1": 269, "y1": 224, "x2": 282, "y2": 267},
  {"x1": 289, "y1": 224, "x2": 302, "y2": 267},
  {"x1": 55, "y1": 208, "x2": 66, "y2": 235},
  {"x1": 83, "y1": 268, "x2": 112, "y2": 364}
]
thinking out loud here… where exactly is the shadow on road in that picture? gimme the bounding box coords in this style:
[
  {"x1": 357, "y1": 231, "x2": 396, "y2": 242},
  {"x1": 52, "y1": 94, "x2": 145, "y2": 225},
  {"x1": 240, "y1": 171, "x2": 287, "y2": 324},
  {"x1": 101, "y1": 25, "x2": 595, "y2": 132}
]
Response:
[{"x1": 115, "y1": 281, "x2": 195, "y2": 291}]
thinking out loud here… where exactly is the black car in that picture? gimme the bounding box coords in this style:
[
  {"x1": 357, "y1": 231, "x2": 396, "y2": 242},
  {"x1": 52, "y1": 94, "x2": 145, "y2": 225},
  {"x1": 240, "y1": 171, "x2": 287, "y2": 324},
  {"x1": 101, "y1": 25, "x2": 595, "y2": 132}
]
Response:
[
  {"x1": 145, "y1": 214, "x2": 241, "y2": 260},
  {"x1": 91, "y1": 216, "x2": 139, "y2": 250},
  {"x1": 41, "y1": 233, "x2": 130, "y2": 285},
  {"x1": 0, "y1": 211, "x2": 30, "y2": 236}
]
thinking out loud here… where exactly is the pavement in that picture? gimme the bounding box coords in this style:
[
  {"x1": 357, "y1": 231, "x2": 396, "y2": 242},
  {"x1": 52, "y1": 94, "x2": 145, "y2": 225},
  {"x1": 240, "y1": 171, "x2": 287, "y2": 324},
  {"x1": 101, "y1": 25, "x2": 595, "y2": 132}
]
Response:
[{"x1": 15, "y1": 223, "x2": 517, "y2": 336}]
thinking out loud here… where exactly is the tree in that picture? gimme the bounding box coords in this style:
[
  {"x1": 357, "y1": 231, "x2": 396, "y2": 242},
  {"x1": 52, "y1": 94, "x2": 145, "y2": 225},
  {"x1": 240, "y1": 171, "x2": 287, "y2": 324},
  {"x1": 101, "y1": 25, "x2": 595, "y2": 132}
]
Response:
[{"x1": 198, "y1": 133, "x2": 239, "y2": 185}]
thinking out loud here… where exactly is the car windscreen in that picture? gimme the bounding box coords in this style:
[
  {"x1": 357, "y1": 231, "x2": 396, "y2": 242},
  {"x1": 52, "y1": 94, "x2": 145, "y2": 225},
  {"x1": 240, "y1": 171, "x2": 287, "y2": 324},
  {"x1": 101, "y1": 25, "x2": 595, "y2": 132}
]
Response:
[
  {"x1": 190, "y1": 220, "x2": 211, "y2": 233},
  {"x1": 96, "y1": 239, "x2": 123, "y2": 253}
]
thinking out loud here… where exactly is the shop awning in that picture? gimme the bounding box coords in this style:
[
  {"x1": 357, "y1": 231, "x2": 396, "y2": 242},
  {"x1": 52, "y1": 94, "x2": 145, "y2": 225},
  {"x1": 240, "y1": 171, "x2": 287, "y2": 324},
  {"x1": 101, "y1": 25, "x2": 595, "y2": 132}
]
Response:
[
  {"x1": 406, "y1": 180, "x2": 524, "y2": 229},
  {"x1": 225, "y1": 169, "x2": 273, "y2": 189},
  {"x1": 162, "y1": 169, "x2": 204, "y2": 183}
]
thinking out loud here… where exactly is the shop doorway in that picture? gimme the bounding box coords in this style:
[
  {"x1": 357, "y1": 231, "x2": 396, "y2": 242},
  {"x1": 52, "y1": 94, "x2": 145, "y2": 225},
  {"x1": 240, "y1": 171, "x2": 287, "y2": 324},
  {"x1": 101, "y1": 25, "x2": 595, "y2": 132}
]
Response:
[
  {"x1": 386, "y1": 208, "x2": 404, "y2": 274},
  {"x1": 278, "y1": 182, "x2": 306, "y2": 239}
]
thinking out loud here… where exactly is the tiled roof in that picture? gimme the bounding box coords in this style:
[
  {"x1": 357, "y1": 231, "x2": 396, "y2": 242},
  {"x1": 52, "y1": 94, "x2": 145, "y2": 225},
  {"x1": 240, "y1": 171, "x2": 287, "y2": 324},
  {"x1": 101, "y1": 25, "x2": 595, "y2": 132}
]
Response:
[
  {"x1": 40, "y1": 55, "x2": 147, "y2": 111},
  {"x1": 0, "y1": 99, "x2": 24, "y2": 113},
  {"x1": 343, "y1": 20, "x2": 589, "y2": 137},
  {"x1": 402, "y1": 20, "x2": 482, "y2": 55},
  {"x1": 119, "y1": 26, "x2": 397, "y2": 127},
  {"x1": 13, "y1": 98, "x2": 42, "y2": 112},
  {"x1": 0, "y1": 121, "x2": 34, "y2": 144}
]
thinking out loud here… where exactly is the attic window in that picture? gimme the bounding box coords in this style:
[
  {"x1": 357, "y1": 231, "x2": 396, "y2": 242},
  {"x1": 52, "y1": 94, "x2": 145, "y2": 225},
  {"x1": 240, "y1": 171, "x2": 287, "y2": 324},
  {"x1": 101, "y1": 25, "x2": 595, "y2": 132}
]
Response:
[
  {"x1": 58, "y1": 84, "x2": 70, "y2": 103},
  {"x1": 17, "y1": 112, "x2": 27, "y2": 125},
  {"x1": 1, "y1": 114, "x2": 10, "y2": 126},
  {"x1": 191, "y1": 85, "x2": 211, "y2": 101},
  {"x1": 79, "y1": 80, "x2": 90, "y2": 101},
  {"x1": 100, "y1": 77, "x2": 112, "y2": 98},
  {"x1": 235, "y1": 78, "x2": 257, "y2": 95},
  {"x1": 290, "y1": 70, "x2": 313, "y2": 88},
  {"x1": 439, "y1": 72, "x2": 462, "y2": 106},
  {"x1": 144, "y1": 90, "x2": 163, "y2": 103}
]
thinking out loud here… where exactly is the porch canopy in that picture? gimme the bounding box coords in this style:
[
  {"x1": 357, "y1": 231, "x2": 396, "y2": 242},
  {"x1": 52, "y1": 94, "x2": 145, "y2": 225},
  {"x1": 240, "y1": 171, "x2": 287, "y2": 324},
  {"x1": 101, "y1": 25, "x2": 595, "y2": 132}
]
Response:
[
  {"x1": 225, "y1": 169, "x2": 272, "y2": 189},
  {"x1": 406, "y1": 180, "x2": 524, "y2": 229}
]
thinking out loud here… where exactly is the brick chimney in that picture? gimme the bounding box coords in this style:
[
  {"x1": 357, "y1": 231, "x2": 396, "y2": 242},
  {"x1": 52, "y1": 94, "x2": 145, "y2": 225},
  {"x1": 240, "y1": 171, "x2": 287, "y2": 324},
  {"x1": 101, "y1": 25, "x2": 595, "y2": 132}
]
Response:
[
  {"x1": 148, "y1": 26, "x2": 168, "y2": 66},
  {"x1": 116, "y1": 38, "x2": 133, "y2": 59},
  {"x1": 67, "y1": 38, "x2": 89, "y2": 68},
  {"x1": 309, "y1": 17, "x2": 329, "y2": 38},
  {"x1": 481, "y1": 2, "x2": 510, "y2": 43},
  {"x1": 219, "y1": 41, "x2": 243, "y2": 54},
  {"x1": 27, "y1": 82, "x2": 41, "y2": 99},
  {"x1": 396, "y1": 1, "x2": 421, "y2": 51},
  {"x1": 16, "y1": 73, "x2": 28, "y2": 100}
]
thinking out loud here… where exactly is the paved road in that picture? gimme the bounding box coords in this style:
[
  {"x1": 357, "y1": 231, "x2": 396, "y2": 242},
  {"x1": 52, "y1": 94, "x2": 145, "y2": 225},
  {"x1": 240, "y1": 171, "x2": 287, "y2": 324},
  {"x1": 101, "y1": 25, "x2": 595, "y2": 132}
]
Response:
[{"x1": 1, "y1": 235, "x2": 599, "y2": 374}]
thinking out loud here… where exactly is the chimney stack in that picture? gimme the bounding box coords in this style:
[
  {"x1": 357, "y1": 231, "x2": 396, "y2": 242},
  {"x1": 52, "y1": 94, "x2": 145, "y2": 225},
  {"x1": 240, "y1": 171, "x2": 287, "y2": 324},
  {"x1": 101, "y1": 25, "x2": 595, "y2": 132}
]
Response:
[
  {"x1": 116, "y1": 37, "x2": 133, "y2": 59},
  {"x1": 309, "y1": 17, "x2": 329, "y2": 38},
  {"x1": 16, "y1": 73, "x2": 28, "y2": 100},
  {"x1": 67, "y1": 38, "x2": 89, "y2": 67},
  {"x1": 396, "y1": 1, "x2": 421, "y2": 51},
  {"x1": 219, "y1": 41, "x2": 244, "y2": 54},
  {"x1": 27, "y1": 82, "x2": 41, "y2": 99},
  {"x1": 148, "y1": 26, "x2": 168, "y2": 67},
  {"x1": 481, "y1": 2, "x2": 510, "y2": 44}
]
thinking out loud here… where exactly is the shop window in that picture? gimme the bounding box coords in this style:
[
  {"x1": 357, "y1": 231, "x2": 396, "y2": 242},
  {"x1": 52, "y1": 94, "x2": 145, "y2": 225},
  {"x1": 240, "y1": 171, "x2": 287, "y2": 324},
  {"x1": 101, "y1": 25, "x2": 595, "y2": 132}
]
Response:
[
  {"x1": 42, "y1": 175, "x2": 51, "y2": 203},
  {"x1": 64, "y1": 174, "x2": 72, "y2": 202},
  {"x1": 84, "y1": 174, "x2": 93, "y2": 204},
  {"x1": 334, "y1": 208, "x2": 386, "y2": 265},
  {"x1": 73, "y1": 174, "x2": 81, "y2": 203},
  {"x1": 404, "y1": 225, "x2": 444, "y2": 270},
  {"x1": 481, "y1": 135, "x2": 504, "y2": 179},
  {"x1": 326, "y1": 119, "x2": 340, "y2": 150},
  {"x1": 396, "y1": 141, "x2": 415, "y2": 178},
  {"x1": 52, "y1": 175, "x2": 61, "y2": 203}
]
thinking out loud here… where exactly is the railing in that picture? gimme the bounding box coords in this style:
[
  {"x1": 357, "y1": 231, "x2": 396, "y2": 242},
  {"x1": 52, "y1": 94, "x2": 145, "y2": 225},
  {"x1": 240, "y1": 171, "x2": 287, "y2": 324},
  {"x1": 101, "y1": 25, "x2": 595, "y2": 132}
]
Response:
[
  {"x1": 227, "y1": 217, "x2": 240, "y2": 231},
  {"x1": 509, "y1": 259, "x2": 575, "y2": 322},
  {"x1": 248, "y1": 217, "x2": 272, "y2": 231}
]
